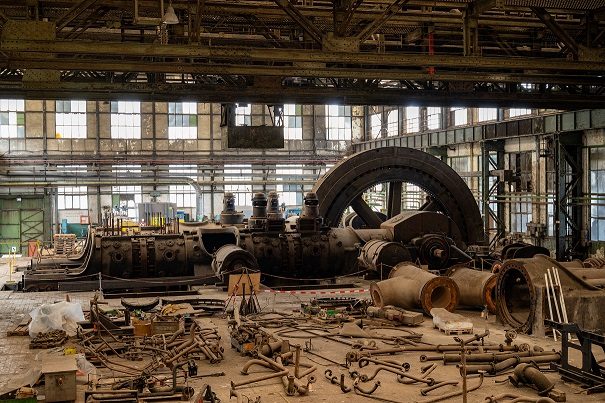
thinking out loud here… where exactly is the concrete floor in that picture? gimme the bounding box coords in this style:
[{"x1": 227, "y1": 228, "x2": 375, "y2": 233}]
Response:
[{"x1": 0, "y1": 258, "x2": 603, "y2": 402}]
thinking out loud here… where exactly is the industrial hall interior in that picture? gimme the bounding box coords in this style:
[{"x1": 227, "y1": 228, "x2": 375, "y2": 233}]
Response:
[{"x1": 2, "y1": 0, "x2": 605, "y2": 402}]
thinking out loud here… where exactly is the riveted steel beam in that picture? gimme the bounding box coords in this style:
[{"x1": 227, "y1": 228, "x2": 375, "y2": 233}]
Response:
[
  {"x1": 3, "y1": 39, "x2": 605, "y2": 71},
  {"x1": 273, "y1": 0, "x2": 323, "y2": 45},
  {"x1": 0, "y1": 81, "x2": 601, "y2": 108},
  {"x1": 5, "y1": 56, "x2": 605, "y2": 85}
]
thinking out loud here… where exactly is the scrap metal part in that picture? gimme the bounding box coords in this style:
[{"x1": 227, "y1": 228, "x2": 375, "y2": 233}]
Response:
[
  {"x1": 371, "y1": 263, "x2": 459, "y2": 314},
  {"x1": 495, "y1": 254, "x2": 605, "y2": 333},
  {"x1": 447, "y1": 266, "x2": 497, "y2": 313}
]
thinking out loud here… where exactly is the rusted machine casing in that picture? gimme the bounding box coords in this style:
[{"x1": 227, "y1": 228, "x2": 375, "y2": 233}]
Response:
[
  {"x1": 370, "y1": 263, "x2": 459, "y2": 314},
  {"x1": 447, "y1": 266, "x2": 497, "y2": 313},
  {"x1": 357, "y1": 239, "x2": 411, "y2": 273},
  {"x1": 495, "y1": 254, "x2": 605, "y2": 333}
]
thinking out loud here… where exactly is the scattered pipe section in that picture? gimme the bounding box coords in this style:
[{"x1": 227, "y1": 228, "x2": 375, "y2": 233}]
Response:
[
  {"x1": 509, "y1": 363, "x2": 555, "y2": 396},
  {"x1": 371, "y1": 263, "x2": 459, "y2": 314},
  {"x1": 484, "y1": 393, "x2": 556, "y2": 402},
  {"x1": 464, "y1": 354, "x2": 561, "y2": 375},
  {"x1": 447, "y1": 266, "x2": 497, "y2": 313}
]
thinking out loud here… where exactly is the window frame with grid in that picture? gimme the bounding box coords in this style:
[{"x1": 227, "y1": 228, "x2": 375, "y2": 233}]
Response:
[
  {"x1": 451, "y1": 107, "x2": 468, "y2": 126},
  {"x1": 403, "y1": 183, "x2": 424, "y2": 210},
  {"x1": 112, "y1": 165, "x2": 142, "y2": 219},
  {"x1": 405, "y1": 106, "x2": 420, "y2": 133},
  {"x1": 370, "y1": 112, "x2": 382, "y2": 139},
  {"x1": 235, "y1": 104, "x2": 251, "y2": 126},
  {"x1": 509, "y1": 108, "x2": 532, "y2": 118},
  {"x1": 386, "y1": 109, "x2": 398, "y2": 136},
  {"x1": 325, "y1": 105, "x2": 352, "y2": 141},
  {"x1": 590, "y1": 147, "x2": 605, "y2": 241},
  {"x1": 224, "y1": 164, "x2": 252, "y2": 206},
  {"x1": 169, "y1": 165, "x2": 198, "y2": 209},
  {"x1": 283, "y1": 104, "x2": 303, "y2": 140},
  {"x1": 427, "y1": 107, "x2": 441, "y2": 130},
  {"x1": 168, "y1": 102, "x2": 198, "y2": 140},
  {"x1": 56, "y1": 100, "x2": 87, "y2": 139},
  {"x1": 276, "y1": 165, "x2": 303, "y2": 207},
  {"x1": 0, "y1": 99, "x2": 25, "y2": 138},
  {"x1": 110, "y1": 101, "x2": 141, "y2": 139},
  {"x1": 478, "y1": 108, "x2": 498, "y2": 122},
  {"x1": 58, "y1": 186, "x2": 88, "y2": 210},
  {"x1": 510, "y1": 195, "x2": 533, "y2": 233}
]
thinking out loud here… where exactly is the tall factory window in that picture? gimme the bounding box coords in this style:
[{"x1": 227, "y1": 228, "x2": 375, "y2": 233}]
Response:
[
  {"x1": 235, "y1": 104, "x2": 251, "y2": 126},
  {"x1": 0, "y1": 99, "x2": 25, "y2": 138},
  {"x1": 427, "y1": 107, "x2": 441, "y2": 130},
  {"x1": 276, "y1": 165, "x2": 302, "y2": 207},
  {"x1": 387, "y1": 109, "x2": 399, "y2": 136},
  {"x1": 370, "y1": 112, "x2": 382, "y2": 139},
  {"x1": 405, "y1": 106, "x2": 420, "y2": 133},
  {"x1": 224, "y1": 164, "x2": 252, "y2": 206},
  {"x1": 451, "y1": 107, "x2": 468, "y2": 126},
  {"x1": 478, "y1": 108, "x2": 498, "y2": 122},
  {"x1": 168, "y1": 102, "x2": 197, "y2": 139},
  {"x1": 56, "y1": 100, "x2": 87, "y2": 138},
  {"x1": 403, "y1": 183, "x2": 423, "y2": 210},
  {"x1": 325, "y1": 105, "x2": 352, "y2": 140},
  {"x1": 509, "y1": 108, "x2": 531, "y2": 118},
  {"x1": 511, "y1": 196, "x2": 532, "y2": 233},
  {"x1": 590, "y1": 147, "x2": 605, "y2": 241},
  {"x1": 112, "y1": 165, "x2": 142, "y2": 219},
  {"x1": 169, "y1": 165, "x2": 197, "y2": 209},
  {"x1": 449, "y1": 157, "x2": 471, "y2": 187},
  {"x1": 321, "y1": 164, "x2": 334, "y2": 176},
  {"x1": 283, "y1": 104, "x2": 302, "y2": 140},
  {"x1": 58, "y1": 186, "x2": 88, "y2": 210},
  {"x1": 111, "y1": 101, "x2": 141, "y2": 139}
]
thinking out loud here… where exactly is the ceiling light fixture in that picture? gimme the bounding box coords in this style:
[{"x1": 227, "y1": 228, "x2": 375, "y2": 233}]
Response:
[{"x1": 163, "y1": 2, "x2": 179, "y2": 25}]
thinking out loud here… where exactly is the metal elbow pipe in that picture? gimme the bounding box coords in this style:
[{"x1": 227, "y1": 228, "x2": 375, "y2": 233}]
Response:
[
  {"x1": 371, "y1": 263, "x2": 459, "y2": 314},
  {"x1": 509, "y1": 363, "x2": 555, "y2": 396}
]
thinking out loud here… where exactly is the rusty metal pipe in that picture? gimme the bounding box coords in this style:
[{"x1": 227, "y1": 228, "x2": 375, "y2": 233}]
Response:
[
  {"x1": 509, "y1": 363, "x2": 554, "y2": 396},
  {"x1": 485, "y1": 393, "x2": 556, "y2": 403},
  {"x1": 358, "y1": 357, "x2": 410, "y2": 371},
  {"x1": 359, "y1": 365, "x2": 408, "y2": 381},
  {"x1": 275, "y1": 356, "x2": 309, "y2": 395},
  {"x1": 420, "y1": 380, "x2": 459, "y2": 396},
  {"x1": 397, "y1": 371, "x2": 436, "y2": 385},
  {"x1": 447, "y1": 267, "x2": 497, "y2": 313},
  {"x1": 417, "y1": 373, "x2": 484, "y2": 403},
  {"x1": 241, "y1": 359, "x2": 276, "y2": 374},
  {"x1": 297, "y1": 364, "x2": 317, "y2": 379},
  {"x1": 354, "y1": 380, "x2": 381, "y2": 394},
  {"x1": 464, "y1": 354, "x2": 561, "y2": 374},
  {"x1": 428, "y1": 350, "x2": 552, "y2": 364},
  {"x1": 231, "y1": 368, "x2": 289, "y2": 388},
  {"x1": 359, "y1": 344, "x2": 515, "y2": 356},
  {"x1": 294, "y1": 344, "x2": 301, "y2": 378},
  {"x1": 399, "y1": 363, "x2": 437, "y2": 385},
  {"x1": 371, "y1": 263, "x2": 459, "y2": 313}
]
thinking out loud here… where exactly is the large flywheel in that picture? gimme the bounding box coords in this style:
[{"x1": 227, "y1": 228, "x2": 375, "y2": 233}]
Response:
[{"x1": 312, "y1": 147, "x2": 485, "y2": 246}]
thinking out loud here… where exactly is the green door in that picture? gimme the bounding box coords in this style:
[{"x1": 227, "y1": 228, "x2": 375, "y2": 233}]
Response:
[
  {"x1": 0, "y1": 197, "x2": 49, "y2": 255},
  {"x1": 0, "y1": 209, "x2": 20, "y2": 254}
]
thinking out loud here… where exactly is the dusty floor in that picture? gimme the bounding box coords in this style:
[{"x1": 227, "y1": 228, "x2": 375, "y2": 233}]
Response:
[{"x1": 0, "y1": 257, "x2": 603, "y2": 402}]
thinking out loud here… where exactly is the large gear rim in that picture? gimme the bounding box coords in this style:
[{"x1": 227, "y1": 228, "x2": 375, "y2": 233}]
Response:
[{"x1": 312, "y1": 147, "x2": 485, "y2": 246}]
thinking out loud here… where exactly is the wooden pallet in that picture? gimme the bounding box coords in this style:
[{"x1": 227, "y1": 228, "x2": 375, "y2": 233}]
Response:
[
  {"x1": 434, "y1": 325, "x2": 473, "y2": 335},
  {"x1": 53, "y1": 234, "x2": 77, "y2": 256},
  {"x1": 7, "y1": 316, "x2": 31, "y2": 336}
]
